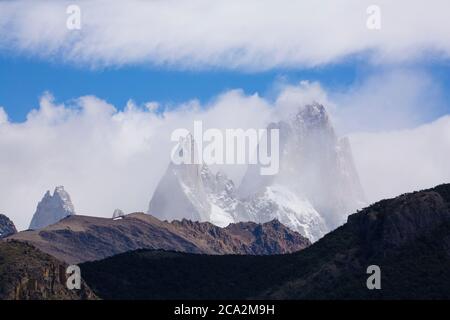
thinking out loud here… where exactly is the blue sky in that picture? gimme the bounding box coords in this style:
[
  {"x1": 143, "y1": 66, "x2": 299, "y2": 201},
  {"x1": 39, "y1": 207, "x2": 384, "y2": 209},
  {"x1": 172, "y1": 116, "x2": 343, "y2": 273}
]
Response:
[
  {"x1": 1, "y1": 1, "x2": 450, "y2": 124},
  {"x1": 2, "y1": 53, "x2": 450, "y2": 123},
  {"x1": 0, "y1": 54, "x2": 362, "y2": 122}
]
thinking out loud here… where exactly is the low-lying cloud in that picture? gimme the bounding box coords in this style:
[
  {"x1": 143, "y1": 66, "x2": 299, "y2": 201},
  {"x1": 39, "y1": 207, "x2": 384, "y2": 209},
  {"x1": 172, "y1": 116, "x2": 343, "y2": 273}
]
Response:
[
  {"x1": 332, "y1": 69, "x2": 447, "y2": 133},
  {"x1": 1, "y1": 72, "x2": 449, "y2": 230},
  {"x1": 350, "y1": 116, "x2": 450, "y2": 204}
]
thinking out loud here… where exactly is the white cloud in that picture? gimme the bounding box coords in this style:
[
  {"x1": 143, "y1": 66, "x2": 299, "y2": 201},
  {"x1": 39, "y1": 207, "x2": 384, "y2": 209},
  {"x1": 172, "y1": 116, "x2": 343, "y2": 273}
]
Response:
[
  {"x1": 0, "y1": 90, "x2": 272, "y2": 230},
  {"x1": 0, "y1": 0, "x2": 449, "y2": 69},
  {"x1": 332, "y1": 70, "x2": 450, "y2": 204},
  {"x1": 275, "y1": 81, "x2": 336, "y2": 118},
  {"x1": 350, "y1": 116, "x2": 450, "y2": 204},
  {"x1": 331, "y1": 69, "x2": 446, "y2": 134}
]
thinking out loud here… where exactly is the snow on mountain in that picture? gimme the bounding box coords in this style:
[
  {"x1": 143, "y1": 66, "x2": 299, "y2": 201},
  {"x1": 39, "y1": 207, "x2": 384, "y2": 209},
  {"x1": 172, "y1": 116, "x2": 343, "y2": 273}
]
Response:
[
  {"x1": 239, "y1": 102, "x2": 366, "y2": 230},
  {"x1": 148, "y1": 102, "x2": 365, "y2": 242},
  {"x1": 29, "y1": 186, "x2": 76, "y2": 230},
  {"x1": 237, "y1": 185, "x2": 327, "y2": 242},
  {"x1": 148, "y1": 133, "x2": 238, "y2": 227},
  {"x1": 148, "y1": 159, "x2": 237, "y2": 227}
]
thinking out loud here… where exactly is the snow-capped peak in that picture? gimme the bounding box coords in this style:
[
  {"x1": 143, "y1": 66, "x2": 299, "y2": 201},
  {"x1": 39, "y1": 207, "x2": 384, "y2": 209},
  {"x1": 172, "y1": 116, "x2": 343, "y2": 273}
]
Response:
[
  {"x1": 53, "y1": 186, "x2": 75, "y2": 213},
  {"x1": 148, "y1": 103, "x2": 365, "y2": 241},
  {"x1": 29, "y1": 186, "x2": 76, "y2": 230}
]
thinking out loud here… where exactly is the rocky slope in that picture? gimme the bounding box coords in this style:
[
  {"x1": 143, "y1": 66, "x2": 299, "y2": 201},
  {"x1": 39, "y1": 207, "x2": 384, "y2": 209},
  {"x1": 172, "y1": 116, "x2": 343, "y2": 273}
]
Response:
[
  {"x1": 82, "y1": 184, "x2": 450, "y2": 299},
  {"x1": 0, "y1": 214, "x2": 17, "y2": 238},
  {"x1": 9, "y1": 213, "x2": 310, "y2": 264},
  {"x1": 29, "y1": 186, "x2": 76, "y2": 230},
  {"x1": 148, "y1": 103, "x2": 365, "y2": 241},
  {"x1": 0, "y1": 240, "x2": 96, "y2": 300}
]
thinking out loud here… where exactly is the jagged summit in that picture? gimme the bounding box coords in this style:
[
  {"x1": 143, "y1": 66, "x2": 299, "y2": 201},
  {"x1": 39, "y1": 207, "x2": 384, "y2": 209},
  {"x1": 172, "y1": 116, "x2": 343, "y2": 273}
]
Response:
[
  {"x1": 288, "y1": 102, "x2": 331, "y2": 130},
  {"x1": 29, "y1": 186, "x2": 76, "y2": 230},
  {"x1": 53, "y1": 186, "x2": 75, "y2": 213},
  {"x1": 148, "y1": 103, "x2": 365, "y2": 242},
  {"x1": 148, "y1": 128, "x2": 237, "y2": 225},
  {"x1": 239, "y1": 103, "x2": 365, "y2": 231},
  {"x1": 148, "y1": 156, "x2": 237, "y2": 226}
]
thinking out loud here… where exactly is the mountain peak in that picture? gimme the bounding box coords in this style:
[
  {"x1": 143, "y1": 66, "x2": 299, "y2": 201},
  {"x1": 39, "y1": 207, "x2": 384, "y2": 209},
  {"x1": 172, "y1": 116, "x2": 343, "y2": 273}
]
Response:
[
  {"x1": 149, "y1": 102, "x2": 364, "y2": 240},
  {"x1": 29, "y1": 186, "x2": 76, "y2": 230},
  {"x1": 238, "y1": 102, "x2": 365, "y2": 234},
  {"x1": 54, "y1": 185, "x2": 66, "y2": 194},
  {"x1": 0, "y1": 214, "x2": 17, "y2": 238},
  {"x1": 53, "y1": 186, "x2": 75, "y2": 212},
  {"x1": 290, "y1": 102, "x2": 333, "y2": 134}
]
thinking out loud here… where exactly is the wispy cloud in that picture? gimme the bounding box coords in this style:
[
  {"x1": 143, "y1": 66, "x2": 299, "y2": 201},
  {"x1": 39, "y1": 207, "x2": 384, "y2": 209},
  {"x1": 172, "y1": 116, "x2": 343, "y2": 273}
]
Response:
[
  {"x1": 332, "y1": 69, "x2": 447, "y2": 133},
  {"x1": 0, "y1": 0, "x2": 449, "y2": 69}
]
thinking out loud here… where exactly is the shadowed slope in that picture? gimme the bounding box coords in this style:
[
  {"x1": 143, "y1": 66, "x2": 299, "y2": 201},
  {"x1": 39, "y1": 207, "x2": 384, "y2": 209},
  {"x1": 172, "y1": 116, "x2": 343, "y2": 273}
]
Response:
[{"x1": 81, "y1": 184, "x2": 450, "y2": 300}]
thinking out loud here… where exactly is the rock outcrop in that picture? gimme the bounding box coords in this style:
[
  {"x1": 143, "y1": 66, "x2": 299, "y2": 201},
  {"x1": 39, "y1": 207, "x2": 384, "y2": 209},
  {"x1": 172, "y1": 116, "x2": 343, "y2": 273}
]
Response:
[
  {"x1": 0, "y1": 214, "x2": 17, "y2": 238},
  {"x1": 0, "y1": 241, "x2": 96, "y2": 300}
]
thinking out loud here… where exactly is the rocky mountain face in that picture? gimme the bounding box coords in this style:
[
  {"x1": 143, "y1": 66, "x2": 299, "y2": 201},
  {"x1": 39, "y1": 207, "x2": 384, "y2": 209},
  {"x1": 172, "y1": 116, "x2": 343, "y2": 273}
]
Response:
[
  {"x1": 83, "y1": 184, "x2": 450, "y2": 300},
  {"x1": 149, "y1": 161, "x2": 239, "y2": 228},
  {"x1": 9, "y1": 213, "x2": 310, "y2": 264},
  {"x1": 0, "y1": 214, "x2": 17, "y2": 238},
  {"x1": 29, "y1": 186, "x2": 76, "y2": 230},
  {"x1": 148, "y1": 103, "x2": 365, "y2": 242},
  {"x1": 173, "y1": 218, "x2": 311, "y2": 256},
  {"x1": 239, "y1": 103, "x2": 365, "y2": 231},
  {"x1": 0, "y1": 241, "x2": 96, "y2": 300}
]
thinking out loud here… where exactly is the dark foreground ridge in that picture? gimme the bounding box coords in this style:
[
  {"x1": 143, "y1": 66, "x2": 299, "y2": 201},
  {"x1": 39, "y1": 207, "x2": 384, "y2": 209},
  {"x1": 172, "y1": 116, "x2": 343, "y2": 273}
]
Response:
[
  {"x1": 0, "y1": 241, "x2": 96, "y2": 300},
  {"x1": 81, "y1": 184, "x2": 450, "y2": 299}
]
